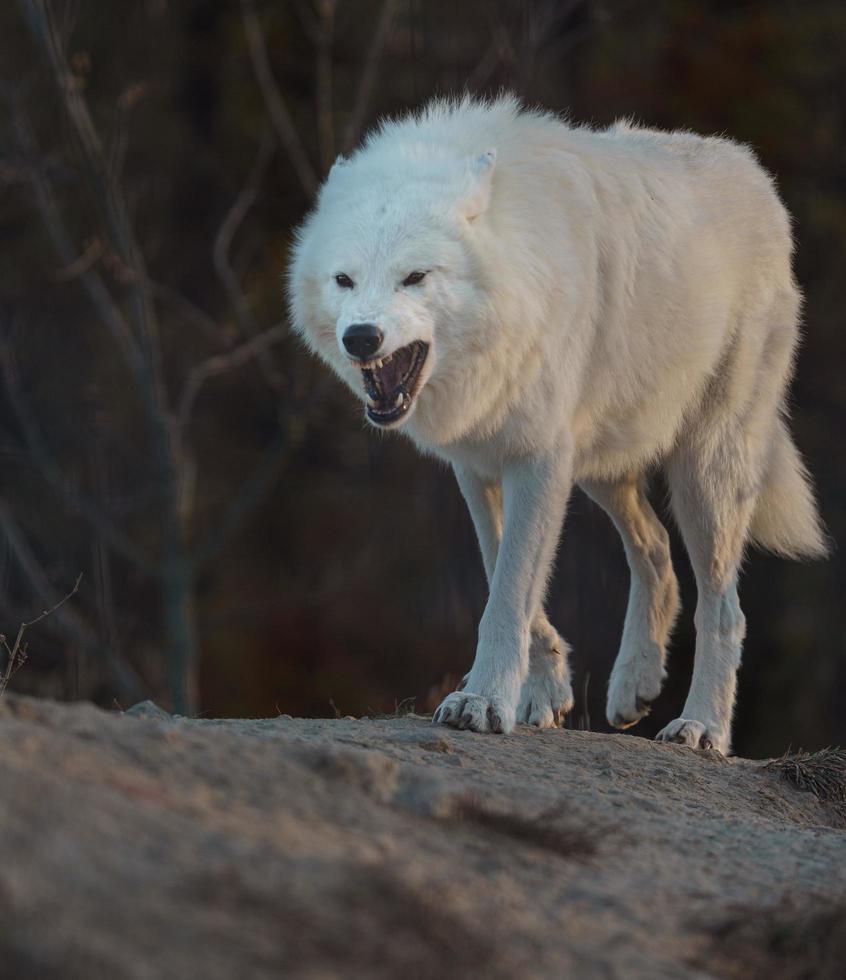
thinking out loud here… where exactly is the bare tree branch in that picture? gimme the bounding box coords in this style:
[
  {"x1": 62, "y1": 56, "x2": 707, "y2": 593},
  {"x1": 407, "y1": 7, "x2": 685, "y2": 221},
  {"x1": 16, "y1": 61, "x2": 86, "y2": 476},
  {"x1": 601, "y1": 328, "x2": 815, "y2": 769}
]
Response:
[
  {"x1": 467, "y1": 23, "x2": 516, "y2": 92},
  {"x1": 22, "y1": 3, "x2": 129, "y2": 260},
  {"x1": 195, "y1": 422, "x2": 294, "y2": 568},
  {"x1": 8, "y1": 98, "x2": 143, "y2": 374},
  {"x1": 88, "y1": 407, "x2": 130, "y2": 703},
  {"x1": 0, "y1": 500, "x2": 145, "y2": 702},
  {"x1": 241, "y1": 0, "x2": 319, "y2": 199},
  {"x1": 212, "y1": 127, "x2": 275, "y2": 339},
  {"x1": 342, "y1": 0, "x2": 396, "y2": 154},
  {"x1": 19, "y1": 0, "x2": 201, "y2": 713},
  {"x1": 0, "y1": 568, "x2": 82, "y2": 697},
  {"x1": 212, "y1": 125, "x2": 286, "y2": 395},
  {"x1": 173, "y1": 321, "x2": 287, "y2": 533},
  {"x1": 293, "y1": 0, "x2": 321, "y2": 45},
  {"x1": 145, "y1": 278, "x2": 227, "y2": 349},
  {"x1": 315, "y1": 0, "x2": 336, "y2": 173},
  {"x1": 178, "y1": 323, "x2": 288, "y2": 435},
  {"x1": 55, "y1": 0, "x2": 79, "y2": 47},
  {"x1": 19, "y1": 0, "x2": 172, "y2": 445},
  {"x1": 52, "y1": 236, "x2": 104, "y2": 281},
  {"x1": 0, "y1": 334, "x2": 156, "y2": 574}
]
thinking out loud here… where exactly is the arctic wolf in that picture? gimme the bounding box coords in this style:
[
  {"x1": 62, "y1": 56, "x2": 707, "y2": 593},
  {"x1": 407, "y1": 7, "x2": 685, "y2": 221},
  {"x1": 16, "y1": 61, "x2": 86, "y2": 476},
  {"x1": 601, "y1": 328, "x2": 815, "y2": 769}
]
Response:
[{"x1": 288, "y1": 95, "x2": 827, "y2": 754}]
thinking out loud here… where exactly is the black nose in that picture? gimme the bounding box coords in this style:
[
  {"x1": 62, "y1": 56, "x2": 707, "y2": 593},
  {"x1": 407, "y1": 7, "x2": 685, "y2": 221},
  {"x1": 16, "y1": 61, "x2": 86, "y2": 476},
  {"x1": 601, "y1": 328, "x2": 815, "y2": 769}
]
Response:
[{"x1": 342, "y1": 323, "x2": 383, "y2": 359}]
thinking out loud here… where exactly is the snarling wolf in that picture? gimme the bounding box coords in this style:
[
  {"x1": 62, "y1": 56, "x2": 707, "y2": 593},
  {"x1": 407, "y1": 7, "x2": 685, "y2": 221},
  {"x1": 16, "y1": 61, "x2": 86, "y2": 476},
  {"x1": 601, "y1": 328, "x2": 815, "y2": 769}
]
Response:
[{"x1": 288, "y1": 95, "x2": 827, "y2": 753}]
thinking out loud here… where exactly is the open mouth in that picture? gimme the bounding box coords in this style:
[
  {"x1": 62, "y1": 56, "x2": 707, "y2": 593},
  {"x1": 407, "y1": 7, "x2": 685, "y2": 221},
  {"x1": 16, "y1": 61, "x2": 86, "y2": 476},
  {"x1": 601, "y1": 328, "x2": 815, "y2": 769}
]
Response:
[{"x1": 359, "y1": 340, "x2": 429, "y2": 426}]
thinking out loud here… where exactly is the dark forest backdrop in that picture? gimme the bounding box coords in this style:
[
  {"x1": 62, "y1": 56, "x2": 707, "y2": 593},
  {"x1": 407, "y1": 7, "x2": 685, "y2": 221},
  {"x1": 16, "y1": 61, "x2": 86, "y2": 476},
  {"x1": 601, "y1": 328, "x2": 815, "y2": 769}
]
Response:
[{"x1": 0, "y1": 0, "x2": 843, "y2": 757}]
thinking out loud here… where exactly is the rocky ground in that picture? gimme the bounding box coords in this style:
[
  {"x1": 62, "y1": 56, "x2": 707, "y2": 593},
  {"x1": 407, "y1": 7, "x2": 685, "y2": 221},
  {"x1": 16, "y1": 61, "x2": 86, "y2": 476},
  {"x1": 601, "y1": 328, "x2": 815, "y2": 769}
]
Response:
[{"x1": 0, "y1": 694, "x2": 844, "y2": 979}]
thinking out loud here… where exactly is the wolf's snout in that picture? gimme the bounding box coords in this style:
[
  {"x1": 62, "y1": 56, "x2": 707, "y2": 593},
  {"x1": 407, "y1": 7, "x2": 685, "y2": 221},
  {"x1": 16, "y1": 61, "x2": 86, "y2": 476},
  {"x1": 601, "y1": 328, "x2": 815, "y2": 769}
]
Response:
[{"x1": 342, "y1": 323, "x2": 383, "y2": 360}]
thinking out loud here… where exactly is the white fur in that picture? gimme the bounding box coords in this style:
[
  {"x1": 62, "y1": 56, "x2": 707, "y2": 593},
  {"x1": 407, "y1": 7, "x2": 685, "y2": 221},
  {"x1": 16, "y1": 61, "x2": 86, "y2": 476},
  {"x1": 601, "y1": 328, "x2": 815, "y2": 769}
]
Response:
[{"x1": 288, "y1": 94, "x2": 827, "y2": 754}]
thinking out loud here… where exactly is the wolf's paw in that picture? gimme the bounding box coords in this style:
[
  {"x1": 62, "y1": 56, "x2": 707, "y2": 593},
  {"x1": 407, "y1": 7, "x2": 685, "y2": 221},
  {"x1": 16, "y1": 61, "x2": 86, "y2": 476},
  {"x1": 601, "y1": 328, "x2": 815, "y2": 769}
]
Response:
[
  {"x1": 607, "y1": 646, "x2": 666, "y2": 729},
  {"x1": 517, "y1": 628, "x2": 573, "y2": 728},
  {"x1": 432, "y1": 692, "x2": 515, "y2": 734},
  {"x1": 655, "y1": 718, "x2": 727, "y2": 754}
]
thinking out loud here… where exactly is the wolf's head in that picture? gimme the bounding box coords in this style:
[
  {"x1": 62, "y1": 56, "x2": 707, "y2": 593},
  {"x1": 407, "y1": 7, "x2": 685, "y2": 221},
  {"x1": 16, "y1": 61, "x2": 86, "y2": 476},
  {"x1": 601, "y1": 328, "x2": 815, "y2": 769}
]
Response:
[{"x1": 287, "y1": 146, "x2": 497, "y2": 435}]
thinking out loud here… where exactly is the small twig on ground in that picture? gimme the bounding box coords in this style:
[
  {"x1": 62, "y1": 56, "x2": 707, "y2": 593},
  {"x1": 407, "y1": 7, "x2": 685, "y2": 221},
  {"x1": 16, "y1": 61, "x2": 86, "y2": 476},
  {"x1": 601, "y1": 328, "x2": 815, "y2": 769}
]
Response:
[
  {"x1": 393, "y1": 696, "x2": 416, "y2": 717},
  {"x1": 0, "y1": 572, "x2": 83, "y2": 697}
]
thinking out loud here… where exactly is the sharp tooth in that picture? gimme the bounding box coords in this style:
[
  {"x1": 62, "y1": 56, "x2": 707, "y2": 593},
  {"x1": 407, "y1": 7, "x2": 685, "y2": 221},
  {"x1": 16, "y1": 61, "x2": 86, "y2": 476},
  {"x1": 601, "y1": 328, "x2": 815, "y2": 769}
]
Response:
[
  {"x1": 395, "y1": 393, "x2": 403, "y2": 408},
  {"x1": 375, "y1": 358, "x2": 383, "y2": 369}
]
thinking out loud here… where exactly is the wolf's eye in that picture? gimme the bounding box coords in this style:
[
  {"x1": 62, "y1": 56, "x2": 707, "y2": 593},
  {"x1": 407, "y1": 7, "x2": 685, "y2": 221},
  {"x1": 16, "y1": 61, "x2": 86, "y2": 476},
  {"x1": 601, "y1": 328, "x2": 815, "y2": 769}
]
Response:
[
  {"x1": 335, "y1": 273, "x2": 354, "y2": 289},
  {"x1": 402, "y1": 271, "x2": 427, "y2": 287}
]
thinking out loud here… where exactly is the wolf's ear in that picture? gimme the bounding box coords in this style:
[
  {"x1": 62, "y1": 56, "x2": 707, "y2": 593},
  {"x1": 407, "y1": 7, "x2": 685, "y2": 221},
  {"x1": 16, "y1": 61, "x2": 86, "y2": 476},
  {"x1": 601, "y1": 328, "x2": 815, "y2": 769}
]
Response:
[
  {"x1": 329, "y1": 154, "x2": 348, "y2": 178},
  {"x1": 459, "y1": 149, "x2": 497, "y2": 221}
]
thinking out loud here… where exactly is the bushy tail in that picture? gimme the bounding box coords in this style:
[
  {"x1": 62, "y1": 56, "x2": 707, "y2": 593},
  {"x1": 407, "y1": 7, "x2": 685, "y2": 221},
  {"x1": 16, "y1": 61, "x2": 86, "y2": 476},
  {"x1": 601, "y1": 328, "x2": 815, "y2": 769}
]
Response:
[{"x1": 749, "y1": 415, "x2": 830, "y2": 560}]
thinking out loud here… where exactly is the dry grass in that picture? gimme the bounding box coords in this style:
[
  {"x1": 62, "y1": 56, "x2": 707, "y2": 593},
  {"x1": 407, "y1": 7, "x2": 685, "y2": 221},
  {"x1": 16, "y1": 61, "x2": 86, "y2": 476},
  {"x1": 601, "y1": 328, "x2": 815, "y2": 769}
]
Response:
[
  {"x1": 765, "y1": 747, "x2": 846, "y2": 817},
  {"x1": 365, "y1": 697, "x2": 419, "y2": 720}
]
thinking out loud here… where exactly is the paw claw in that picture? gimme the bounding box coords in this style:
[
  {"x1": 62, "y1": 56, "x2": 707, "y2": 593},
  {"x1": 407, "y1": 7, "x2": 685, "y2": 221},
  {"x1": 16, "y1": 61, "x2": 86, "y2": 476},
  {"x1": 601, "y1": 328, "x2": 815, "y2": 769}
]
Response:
[
  {"x1": 606, "y1": 646, "x2": 666, "y2": 730},
  {"x1": 487, "y1": 706, "x2": 505, "y2": 733},
  {"x1": 433, "y1": 692, "x2": 514, "y2": 734},
  {"x1": 656, "y1": 718, "x2": 726, "y2": 754}
]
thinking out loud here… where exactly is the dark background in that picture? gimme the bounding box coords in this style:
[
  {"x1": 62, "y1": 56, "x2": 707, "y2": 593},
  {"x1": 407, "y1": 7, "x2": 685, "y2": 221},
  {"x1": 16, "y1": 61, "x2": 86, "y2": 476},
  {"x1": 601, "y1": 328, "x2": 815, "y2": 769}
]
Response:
[{"x1": 1, "y1": 0, "x2": 843, "y2": 758}]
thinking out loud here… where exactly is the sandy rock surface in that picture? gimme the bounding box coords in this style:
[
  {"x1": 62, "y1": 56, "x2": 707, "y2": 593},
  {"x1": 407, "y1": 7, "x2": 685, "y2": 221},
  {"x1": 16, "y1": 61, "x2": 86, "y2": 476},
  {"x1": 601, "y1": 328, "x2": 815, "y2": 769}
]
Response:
[{"x1": 0, "y1": 695, "x2": 844, "y2": 979}]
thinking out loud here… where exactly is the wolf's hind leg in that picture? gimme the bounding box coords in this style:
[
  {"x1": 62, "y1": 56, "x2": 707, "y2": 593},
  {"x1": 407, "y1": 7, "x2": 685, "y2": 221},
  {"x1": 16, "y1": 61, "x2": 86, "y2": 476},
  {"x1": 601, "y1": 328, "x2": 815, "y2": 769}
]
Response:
[
  {"x1": 658, "y1": 292, "x2": 801, "y2": 754},
  {"x1": 658, "y1": 393, "x2": 773, "y2": 752},
  {"x1": 581, "y1": 475, "x2": 679, "y2": 729},
  {"x1": 657, "y1": 437, "x2": 754, "y2": 754}
]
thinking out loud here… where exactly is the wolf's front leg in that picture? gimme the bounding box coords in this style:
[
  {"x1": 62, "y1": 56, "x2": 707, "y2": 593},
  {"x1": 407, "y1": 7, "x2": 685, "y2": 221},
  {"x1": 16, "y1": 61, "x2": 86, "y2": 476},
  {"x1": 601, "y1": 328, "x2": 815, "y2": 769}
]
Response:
[
  {"x1": 450, "y1": 465, "x2": 573, "y2": 729},
  {"x1": 435, "y1": 448, "x2": 572, "y2": 733}
]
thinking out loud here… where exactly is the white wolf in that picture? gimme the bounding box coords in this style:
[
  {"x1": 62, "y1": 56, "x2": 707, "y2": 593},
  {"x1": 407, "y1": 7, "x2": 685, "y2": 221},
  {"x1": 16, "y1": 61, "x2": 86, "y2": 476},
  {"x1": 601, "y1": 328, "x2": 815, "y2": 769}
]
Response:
[{"x1": 288, "y1": 94, "x2": 827, "y2": 754}]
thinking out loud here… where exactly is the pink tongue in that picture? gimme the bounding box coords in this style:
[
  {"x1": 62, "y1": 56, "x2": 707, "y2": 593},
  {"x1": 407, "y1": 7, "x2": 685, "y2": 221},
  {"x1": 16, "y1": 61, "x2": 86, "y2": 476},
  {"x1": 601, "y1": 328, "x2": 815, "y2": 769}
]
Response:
[{"x1": 377, "y1": 347, "x2": 412, "y2": 392}]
